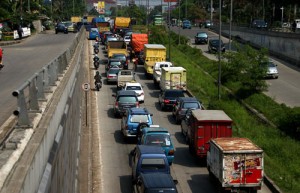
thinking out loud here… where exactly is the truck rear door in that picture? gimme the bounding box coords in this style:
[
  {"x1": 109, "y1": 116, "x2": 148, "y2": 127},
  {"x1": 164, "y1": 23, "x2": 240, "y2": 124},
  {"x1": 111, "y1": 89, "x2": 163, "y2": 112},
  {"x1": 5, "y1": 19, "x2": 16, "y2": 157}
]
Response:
[{"x1": 170, "y1": 73, "x2": 181, "y2": 89}]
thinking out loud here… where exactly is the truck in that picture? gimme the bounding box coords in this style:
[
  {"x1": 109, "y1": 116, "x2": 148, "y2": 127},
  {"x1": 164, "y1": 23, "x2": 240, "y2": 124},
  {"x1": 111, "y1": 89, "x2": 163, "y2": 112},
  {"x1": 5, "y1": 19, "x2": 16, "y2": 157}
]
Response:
[
  {"x1": 153, "y1": 62, "x2": 173, "y2": 86},
  {"x1": 117, "y1": 70, "x2": 135, "y2": 89},
  {"x1": 130, "y1": 33, "x2": 148, "y2": 57},
  {"x1": 159, "y1": 67, "x2": 186, "y2": 91},
  {"x1": 71, "y1": 16, "x2": 82, "y2": 23},
  {"x1": 185, "y1": 110, "x2": 233, "y2": 160},
  {"x1": 107, "y1": 41, "x2": 128, "y2": 58},
  {"x1": 114, "y1": 17, "x2": 131, "y2": 34},
  {"x1": 207, "y1": 138, "x2": 264, "y2": 193},
  {"x1": 143, "y1": 44, "x2": 166, "y2": 77}
]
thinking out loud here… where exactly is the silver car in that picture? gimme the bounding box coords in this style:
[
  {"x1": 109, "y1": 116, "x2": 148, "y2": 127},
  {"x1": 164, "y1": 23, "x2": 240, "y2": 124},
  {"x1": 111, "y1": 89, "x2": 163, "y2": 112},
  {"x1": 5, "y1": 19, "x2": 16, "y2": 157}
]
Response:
[
  {"x1": 106, "y1": 68, "x2": 120, "y2": 84},
  {"x1": 266, "y1": 61, "x2": 279, "y2": 79}
]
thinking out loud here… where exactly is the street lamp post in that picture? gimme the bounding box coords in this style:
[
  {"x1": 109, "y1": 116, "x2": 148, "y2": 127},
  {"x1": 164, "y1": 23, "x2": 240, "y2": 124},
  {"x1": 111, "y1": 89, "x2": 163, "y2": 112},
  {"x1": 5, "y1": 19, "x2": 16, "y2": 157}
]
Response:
[
  {"x1": 218, "y1": 0, "x2": 222, "y2": 100},
  {"x1": 185, "y1": 0, "x2": 187, "y2": 19},
  {"x1": 280, "y1": 6, "x2": 284, "y2": 28},
  {"x1": 178, "y1": 0, "x2": 181, "y2": 45},
  {"x1": 168, "y1": 1, "x2": 171, "y2": 61},
  {"x1": 229, "y1": 0, "x2": 233, "y2": 51}
]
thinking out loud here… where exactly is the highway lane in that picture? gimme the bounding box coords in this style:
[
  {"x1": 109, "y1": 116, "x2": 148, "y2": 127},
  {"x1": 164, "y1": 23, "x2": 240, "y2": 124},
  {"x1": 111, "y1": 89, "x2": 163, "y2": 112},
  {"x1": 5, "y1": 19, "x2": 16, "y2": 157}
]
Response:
[
  {"x1": 91, "y1": 40, "x2": 272, "y2": 193},
  {"x1": 0, "y1": 31, "x2": 78, "y2": 125},
  {"x1": 170, "y1": 26, "x2": 300, "y2": 107}
]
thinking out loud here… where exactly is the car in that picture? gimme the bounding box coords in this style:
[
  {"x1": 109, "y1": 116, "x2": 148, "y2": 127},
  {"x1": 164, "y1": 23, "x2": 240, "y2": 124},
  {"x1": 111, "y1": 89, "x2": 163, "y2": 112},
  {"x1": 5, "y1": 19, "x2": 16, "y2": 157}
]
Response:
[
  {"x1": 63, "y1": 21, "x2": 78, "y2": 33},
  {"x1": 106, "y1": 67, "x2": 120, "y2": 84},
  {"x1": 139, "y1": 126, "x2": 175, "y2": 165},
  {"x1": 251, "y1": 19, "x2": 268, "y2": 29},
  {"x1": 124, "y1": 35, "x2": 131, "y2": 45},
  {"x1": 133, "y1": 173, "x2": 178, "y2": 193},
  {"x1": 124, "y1": 82, "x2": 145, "y2": 103},
  {"x1": 158, "y1": 89, "x2": 185, "y2": 111},
  {"x1": 208, "y1": 39, "x2": 225, "y2": 53},
  {"x1": 89, "y1": 28, "x2": 99, "y2": 40},
  {"x1": 105, "y1": 36, "x2": 119, "y2": 47},
  {"x1": 55, "y1": 22, "x2": 68, "y2": 34},
  {"x1": 131, "y1": 145, "x2": 170, "y2": 184},
  {"x1": 106, "y1": 59, "x2": 122, "y2": 72},
  {"x1": 180, "y1": 108, "x2": 194, "y2": 143},
  {"x1": 137, "y1": 51, "x2": 144, "y2": 65},
  {"x1": 172, "y1": 97, "x2": 202, "y2": 124},
  {"x1": 111, "y1": 53, "x2": 128, "y2": 69},
  {"x1": 182, "y1": 20, "x2": 192, "y2": 29},
  {"x1": 204, "y1": 20, "x2": 213, "y2": 28},
  {"x1": 112, "y1": 90, "x2": 139, "y2": 117},
  {"x1": 121, "y1": 108, "x2": 153, "y2": 138},
  {"x1": 262, "y1": 60, "x2": 279, "y2": 79},
  {"x1": 195, "y1": 32, "x2": 208, "y2": 44},
  {"x1": 101, "y1": 31, "x2": 114, "y2": 45}
]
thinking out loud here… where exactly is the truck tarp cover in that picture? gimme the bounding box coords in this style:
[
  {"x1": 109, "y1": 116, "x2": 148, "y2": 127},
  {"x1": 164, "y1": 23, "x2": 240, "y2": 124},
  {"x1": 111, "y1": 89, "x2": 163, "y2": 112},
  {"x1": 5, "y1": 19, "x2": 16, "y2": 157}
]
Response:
[
  {"x1": 92, "y1": 17, "x2": 105, "y2": 23},
  {"x1": 131, "y1": 34, "x2": 148, "y2": 52},
  {"x1": 96, "y1": 22, "x2": 110, "y2": 27},
  {"x1": 115, "y1": 17, "x2": 131, "y2": 27}
]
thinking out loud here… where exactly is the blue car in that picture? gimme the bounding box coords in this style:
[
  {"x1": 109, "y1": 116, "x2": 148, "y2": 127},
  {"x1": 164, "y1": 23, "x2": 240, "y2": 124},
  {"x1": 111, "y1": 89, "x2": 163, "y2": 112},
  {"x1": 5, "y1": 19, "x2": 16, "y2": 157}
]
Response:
[
  {"x1": 89, "y1": 28, "x2": 99, "y2": 40},
  {"x1": 182, "y1": 20, "x2": 192, "y2": 29},
  {"x1": 121, "y1": 108, "x2": 153, "y2": 138},
  {"x1": 139, "y1": 126, "x2": 175, "y2": 165}
]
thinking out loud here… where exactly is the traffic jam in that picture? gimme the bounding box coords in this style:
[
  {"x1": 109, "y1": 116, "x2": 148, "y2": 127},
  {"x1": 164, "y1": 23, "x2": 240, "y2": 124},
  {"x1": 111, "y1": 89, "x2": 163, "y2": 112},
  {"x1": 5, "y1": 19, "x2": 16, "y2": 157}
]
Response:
[{"x1": 88, "y1": 16, "x2": 264, "y2": 193}]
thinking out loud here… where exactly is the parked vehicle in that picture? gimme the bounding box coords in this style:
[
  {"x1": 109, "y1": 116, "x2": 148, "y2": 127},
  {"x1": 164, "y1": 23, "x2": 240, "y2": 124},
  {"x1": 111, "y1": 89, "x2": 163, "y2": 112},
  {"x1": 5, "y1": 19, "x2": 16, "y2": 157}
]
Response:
[
  {"x1": 160, "y1": 67, "x2": 187, "y2": 91},
  {"x1": 208, "y1": 39, "x2": 225, "y2": 53},
  {"x1": 195, "y1": 32, "x2": 208, "y2": 44},
  {"x1": 172, "y1": 97, "x2": 202, "y2": 124},
  {"x1": 55, "y1": 22, "x2": 68, "y2": 34},
  {"x1": 107, "y1": 40, "x2": 127, "y2": 58},
  {"x1": 139, "y1": 126, "x2": 175, "y2": 165},
  {"x1": 153, "y1": 62, "x2": 173, "y2": 86},
  {"x1": 133, "y1": 173, "x2": 178, "y2": 193},
  {"x1": 158, "y1": 89, "x2": 185, "y2": 111},
  {"x1": 117, "y1": 70, "x2": 135, "y2": 90},
  {"x1": 121, "y1": 108, "x2": 153, "y2": 138},
  {"x1": 124, "y1": 82, "x2": 145, "y2": 103},
  {"x1": 131, "y1": 145, "x2": 170, "y2": 184},
  {"x1": 181, "y1": 109, "x2": 233, "y2": 161},
  {"x1": 207, "y1": 138, "x2": 264, "y2": 193},
  {"x1": 112, "y1": 90, "x2": 139, "y2": 117},
  {"x1": 182, "y1": 20, "x2": 192, "y2": 29},
  {"x1": 143, "y1": 44, "x2": 166, "y2": 77},
  {"x1": 106, "y1": 68, "x2": 120, "y2": 84}
]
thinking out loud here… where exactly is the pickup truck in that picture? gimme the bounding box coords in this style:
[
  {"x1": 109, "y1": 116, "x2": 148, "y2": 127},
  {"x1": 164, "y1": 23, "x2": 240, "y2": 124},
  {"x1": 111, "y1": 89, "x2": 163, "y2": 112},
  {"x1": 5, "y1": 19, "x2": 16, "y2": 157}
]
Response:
[
  {"x1": 153, "y1": 61, "x2": 173, "y2": 86},
  {"x1": 107, "y1": 40, "x2": 128, "y2": 58},
  {"x1": 117, "y1": 70, "x2": 135, "y2": 89}
]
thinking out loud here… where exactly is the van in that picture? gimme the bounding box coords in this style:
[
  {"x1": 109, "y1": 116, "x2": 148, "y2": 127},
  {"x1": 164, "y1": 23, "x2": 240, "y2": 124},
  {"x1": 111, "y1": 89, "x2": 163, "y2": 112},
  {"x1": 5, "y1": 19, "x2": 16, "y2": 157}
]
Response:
[{"x1": 131, "y1": 145, "x2": 170, "y2": 184}]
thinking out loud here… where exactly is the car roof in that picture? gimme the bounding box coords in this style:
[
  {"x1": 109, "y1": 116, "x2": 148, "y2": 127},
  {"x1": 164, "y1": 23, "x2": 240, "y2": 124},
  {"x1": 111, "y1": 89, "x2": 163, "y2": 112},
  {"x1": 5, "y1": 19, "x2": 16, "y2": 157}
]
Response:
[
  {"x1": 137, "y1": 145, "x2": 165, "y2": 154},
  {"x1": 117, "y1": 90, "x2": 137, "y2": 96},
  {"x1": 142, "y1": 127, "x2": 169, "y2": 134},
  {"x1": 140, "y1": 173, "x2": 176, "y2": 189},
  {"x1": 125, "y1": 82, "x2": 142, "y2": 87},
  {"x1": 128, "y1": 107, "x2": 150, "y2": 115},
  {"x1": 192, "y1": 110, "x2": 232, "y2": 122},
  {"x1": 177, "y1": 97, "x2": 199, "y2": 102}
]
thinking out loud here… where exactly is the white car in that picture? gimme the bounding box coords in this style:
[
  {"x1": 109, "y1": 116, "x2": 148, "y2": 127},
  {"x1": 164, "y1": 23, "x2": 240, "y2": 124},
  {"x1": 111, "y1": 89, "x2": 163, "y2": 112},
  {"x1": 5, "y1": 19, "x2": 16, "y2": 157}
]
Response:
[{"x1": 124, "y1": 82, "x2": 145, "y2": 103}]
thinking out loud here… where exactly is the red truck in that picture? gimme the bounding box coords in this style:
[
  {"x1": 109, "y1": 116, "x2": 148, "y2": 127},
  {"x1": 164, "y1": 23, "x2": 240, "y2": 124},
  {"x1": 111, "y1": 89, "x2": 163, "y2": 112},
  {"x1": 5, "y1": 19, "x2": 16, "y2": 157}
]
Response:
[
  {"x1": 181, "y1": 109, "x2": 233, "y2": 160},
  {"x1": 207, "y1": 138, "x2": 264, "y2": 193},
  {"x1": 130, "y1": 33, "x2": 148, "y2": 57}
]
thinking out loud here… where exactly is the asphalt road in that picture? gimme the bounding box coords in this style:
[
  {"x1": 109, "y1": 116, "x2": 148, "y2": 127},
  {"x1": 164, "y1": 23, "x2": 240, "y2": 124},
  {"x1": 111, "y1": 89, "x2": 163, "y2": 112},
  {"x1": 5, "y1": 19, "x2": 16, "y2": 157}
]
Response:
[
  {"x1": 0, "y1": 31, "x2": 77, "y2": 125},
  {"x1": 91, "y1": 40, "x2": 272, "y2": 193},
  {"x1": 169, "y1": 26, "x2": 300, "y2": 107}
]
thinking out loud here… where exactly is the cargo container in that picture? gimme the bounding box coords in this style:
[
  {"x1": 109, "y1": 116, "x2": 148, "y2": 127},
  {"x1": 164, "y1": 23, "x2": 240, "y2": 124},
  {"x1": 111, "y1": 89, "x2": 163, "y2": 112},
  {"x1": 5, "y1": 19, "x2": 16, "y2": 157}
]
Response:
[
  {"x1": 114, "y1": 17, "x2": 131, "y2": 33},
  {"x1": 143, "y1": 44, "x2": 166, "y2": 77},
  {"x1": 207, "y1": 138, "x2": 264, "y2": 193},
  {"x1": 107, "y1": 41, "x2": 128, "y2": 58},
  {"x1": 131, "y1": 33, "x2": 148, "y2": 54},
  {"x1": 187, "y1": 110, "x2": 233, "y2": 159},
  {"x1": 159, "y1": 67, "x2": 186, "y2": 91}
]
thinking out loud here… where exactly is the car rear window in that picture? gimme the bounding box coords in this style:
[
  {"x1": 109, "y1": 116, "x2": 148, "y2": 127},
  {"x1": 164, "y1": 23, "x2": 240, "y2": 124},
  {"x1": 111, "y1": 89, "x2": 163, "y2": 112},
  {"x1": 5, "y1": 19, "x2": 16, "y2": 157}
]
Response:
[
  {"x1": 126, "y1": 86, "x2": 142, "y2": 90},
  {"x1": 197, "y1": 33, "x2": 207, "y2": 38},
  {"x1": 131, "y1": 115, "x2": 149, "y2": 123},
  {"x1": 183, "y1": 102, "x2": 200, "y2": 109},
  {"x1": 108, "y1": 69, "x2": 120, "y2": 74},
  {"x1": 118, "y1": 96, "x2": 137, "y2": 103},
  {"x1": 141, "y1": 158, "x2": 166, "y2": 169},
  {"x1": 110, "y1": 61, "x2": 121, "y2": 66},
  {"x1": 165, "y1": 91, "x2": 184, "y2": 97},
  {"x1": 145, "y1": 134, "x2": 171, "y2": 147}
]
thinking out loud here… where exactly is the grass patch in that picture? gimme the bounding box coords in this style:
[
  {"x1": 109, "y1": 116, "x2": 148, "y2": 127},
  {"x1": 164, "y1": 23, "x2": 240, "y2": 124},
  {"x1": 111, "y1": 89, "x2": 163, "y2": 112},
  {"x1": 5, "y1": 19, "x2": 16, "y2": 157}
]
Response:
[{"x1": 148, "y1": 26, "x2": 300, "y2": 193}]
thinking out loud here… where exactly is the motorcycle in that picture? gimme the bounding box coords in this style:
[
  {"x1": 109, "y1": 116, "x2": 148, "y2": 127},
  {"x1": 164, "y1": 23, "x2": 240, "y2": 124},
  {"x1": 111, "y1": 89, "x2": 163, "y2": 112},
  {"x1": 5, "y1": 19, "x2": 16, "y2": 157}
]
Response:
[
  {"x1": 95, "y1": 80, "x2": 102, "y2": 91},
  {"x1": 93, "y1": 55, "x2": 100, "y2": 69},
  {"x1": 93, "y1": 43, "x2": 99, "y2": 54}
]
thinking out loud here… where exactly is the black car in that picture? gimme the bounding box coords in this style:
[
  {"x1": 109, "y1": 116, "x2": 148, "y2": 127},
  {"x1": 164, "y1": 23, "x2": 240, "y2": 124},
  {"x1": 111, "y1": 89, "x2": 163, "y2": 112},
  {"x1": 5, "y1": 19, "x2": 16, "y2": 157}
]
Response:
[
  {"x1": 158, "y1": 89, "x2": 185, "y2": 111},
  {"x1": 55, "y1": 22, "x2": 68, "y2": 34},
  {"x1": 112, "y1": 90, "x2": 139, "y2": 117},
  {"x1": 106, "y1": 59, "x2": 122, "y2": 72},
  {"x1": 172, "y1": 97, "x2": 202, "y2": 124},
  {"x1": 251, "y1": 19, "x2": 268, "y2": 29},
  {"x1": 134, "y1": 173, "x2": 178, "y2": 193},
  {"x1": 208, "y1": 39, "x2": 225, "y2": 53},
  {"x1": 195, "y1": 32, "x2": 208, "y2": 44},
  {"x1": 111, "y1": 53, "x2": 128, "y2": 69}
]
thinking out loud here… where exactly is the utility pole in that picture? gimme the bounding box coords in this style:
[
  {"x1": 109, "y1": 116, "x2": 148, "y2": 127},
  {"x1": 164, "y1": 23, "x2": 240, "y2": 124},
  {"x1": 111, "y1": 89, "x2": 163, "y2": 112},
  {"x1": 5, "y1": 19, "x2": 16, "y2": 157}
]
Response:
[
  {"x1": 229, "y1": 0, "x2": 233, "y2": 51},
  {"x1": 218, "y1": 0, "x2": 222, "y2": 100},
  {"x1": 178, "y1": 0, "x2": 181, "y2": 45},
  {"x1": 185, "y1": 0, "x2": 187, "y2": 19}
]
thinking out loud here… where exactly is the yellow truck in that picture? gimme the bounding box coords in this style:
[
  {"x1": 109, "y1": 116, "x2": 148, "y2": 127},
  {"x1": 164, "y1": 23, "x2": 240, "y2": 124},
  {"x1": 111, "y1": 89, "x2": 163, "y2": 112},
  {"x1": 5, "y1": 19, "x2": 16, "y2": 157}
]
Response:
[
  {"x1": 160, "y1": 67, "x2": 187, "y2": 91},
  {"x1": 143, "y1": 44, "x2": 166, "y2": 77},
  {"x1": 107, "y1": 41, "x2": 128, "y2": 58},
  {"x1": 114, "y1": 17, "x2": 131, "y2": 33},
  {"x1": 71, "y1": 16, "x2": 82, "y2": 23}
]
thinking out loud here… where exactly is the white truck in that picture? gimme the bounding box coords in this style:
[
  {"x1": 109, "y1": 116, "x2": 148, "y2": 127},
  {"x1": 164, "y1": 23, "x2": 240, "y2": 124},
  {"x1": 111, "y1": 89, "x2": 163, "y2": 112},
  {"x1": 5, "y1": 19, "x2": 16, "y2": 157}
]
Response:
[
  {"x1": 207, "y1": 138, "x2": 264, "y2": 193},
  {"x1": 159, "y1": 67, "x2": 186, "y2": 91},
  {"x1": 153, "y1": 62, "x2": 173, "y2": 86},
  {"x1": 117, "y1": 70, "x2": 135, "y2": 90}
]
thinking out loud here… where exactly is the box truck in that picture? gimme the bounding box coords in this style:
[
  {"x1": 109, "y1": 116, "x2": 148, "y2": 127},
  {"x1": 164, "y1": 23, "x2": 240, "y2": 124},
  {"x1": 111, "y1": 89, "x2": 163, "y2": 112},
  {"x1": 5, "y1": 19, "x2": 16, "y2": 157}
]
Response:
[
  {"x1": 186, "y1": 110, "x2": 233, "y2": 160},
  {"x1": 159, "y1": 67, "x2": 186, "y2": 91},
  {"x1": 207, "y1": 138, "x2": 264, "y2": 193},
  {"x1": 143, "y1": 44, "x2": 166, "y2": 77}
]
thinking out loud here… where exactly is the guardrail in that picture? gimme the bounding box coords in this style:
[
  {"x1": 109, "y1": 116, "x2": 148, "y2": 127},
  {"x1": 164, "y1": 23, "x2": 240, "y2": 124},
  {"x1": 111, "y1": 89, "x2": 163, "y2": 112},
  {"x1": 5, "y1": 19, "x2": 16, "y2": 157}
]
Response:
[{"x1": 11, "y1": 30, "x2": 80, "y2": 128}]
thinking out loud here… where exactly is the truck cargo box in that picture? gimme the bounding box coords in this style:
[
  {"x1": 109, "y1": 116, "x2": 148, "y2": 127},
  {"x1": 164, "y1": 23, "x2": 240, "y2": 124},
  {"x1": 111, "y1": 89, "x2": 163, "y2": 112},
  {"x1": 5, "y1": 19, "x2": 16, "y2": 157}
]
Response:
[
  {"x1": 115, "y1": 17, "x2": 131, "y2": 28},
  {"x1": 160, "y1": 67, "x2": 186, "y2": 91},
  {"x1": 131, "y1": 34, "x2": 148, "y2": 53},
  {"x1": 107, "y1": 41, "x2": 128, "y2": 58},
  {"x1": 207, "y1": 138, "x2": 264, "y2": 192},
  {"x1": 143, "y1": 44, "x2": 166, "y2": 76},
  {"x1": 188, "y1": 110, "x2": 233, "y2": 159}
]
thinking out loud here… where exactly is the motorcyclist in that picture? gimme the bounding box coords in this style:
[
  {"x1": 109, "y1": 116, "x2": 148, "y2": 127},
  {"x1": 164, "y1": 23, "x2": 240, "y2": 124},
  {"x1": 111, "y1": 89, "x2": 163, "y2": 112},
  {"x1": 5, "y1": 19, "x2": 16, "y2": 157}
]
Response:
[
  {"x1": 94, "y1": 71, "x2": 102, "y2": 85},
  {"x1": 0, "y1": 47, "x2": 3, "y2": 69}
]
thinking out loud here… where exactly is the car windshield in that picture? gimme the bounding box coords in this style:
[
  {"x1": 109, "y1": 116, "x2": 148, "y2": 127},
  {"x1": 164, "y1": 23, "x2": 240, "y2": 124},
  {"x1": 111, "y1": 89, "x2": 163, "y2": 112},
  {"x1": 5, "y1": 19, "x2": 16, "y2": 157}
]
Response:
[
  {"x1": 183, "y1": 21, "x2": 190, "y2": 24},
  {"x1": 118, "y1": 96, "x2": 137, "y2": 103},
  {"x1": 145, "y1": 134, "x2": 171, "y2": 147},
  {"x1": 183, "y1": 102, "x2": 200, "y2": 109},
  {"x1": 268, "y1": 62, "x2": 276, "y2": 68},
  {"x1": 112, "y1": 55, "x2": 126, "y2": 60},
  {"x1": 130, "y1": 115, "x2": 149, "y2": 123},
  {"x1": 108, "y1": 69, "x2": 120, "y2": 74},
  {"x1": 165, "y1": 91, "x2": 184, "y2": 98},
  {"x1": 141, "y1": 158, "x2": 166, "y2": 169},
  {"x1": 110, "y1": 61, "x2": 121, "y2": 66},
  {"x1": 126, "y1": 86, "x2": 142, "y2": 91},
  {"x1": 210, "y1": 40, "x2": 223, "y2": 45},
  {"x1": 64, "y1": 22, "x2": 73, "y2": 27},
  {"x1": 197, "y1": 33, "x2": 207, "y2": 38}
]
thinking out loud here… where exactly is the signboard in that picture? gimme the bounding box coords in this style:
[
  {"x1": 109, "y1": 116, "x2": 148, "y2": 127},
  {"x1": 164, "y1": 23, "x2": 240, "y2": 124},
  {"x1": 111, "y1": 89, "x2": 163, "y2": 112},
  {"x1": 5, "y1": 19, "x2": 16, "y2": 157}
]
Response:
[{"x1": 82, "y1": 83, "x2": 90, "y2": 91}]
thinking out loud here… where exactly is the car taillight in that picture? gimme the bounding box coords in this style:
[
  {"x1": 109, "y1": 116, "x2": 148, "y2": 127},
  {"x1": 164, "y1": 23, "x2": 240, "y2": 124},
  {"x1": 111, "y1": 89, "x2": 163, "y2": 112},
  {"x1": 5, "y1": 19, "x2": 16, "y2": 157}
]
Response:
[
  {"x1": 164, "y1": 99, "x2": 170, "y2": 104},
  {"x1": 168, "y1": 149, "x2": 175, "y2": 155},
  {"x1": 115, "y1": 101, "x2": 118, "y2": 107},
  {"x1": 108, "y1": 75, "x2": 113, "y2": 78}
]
